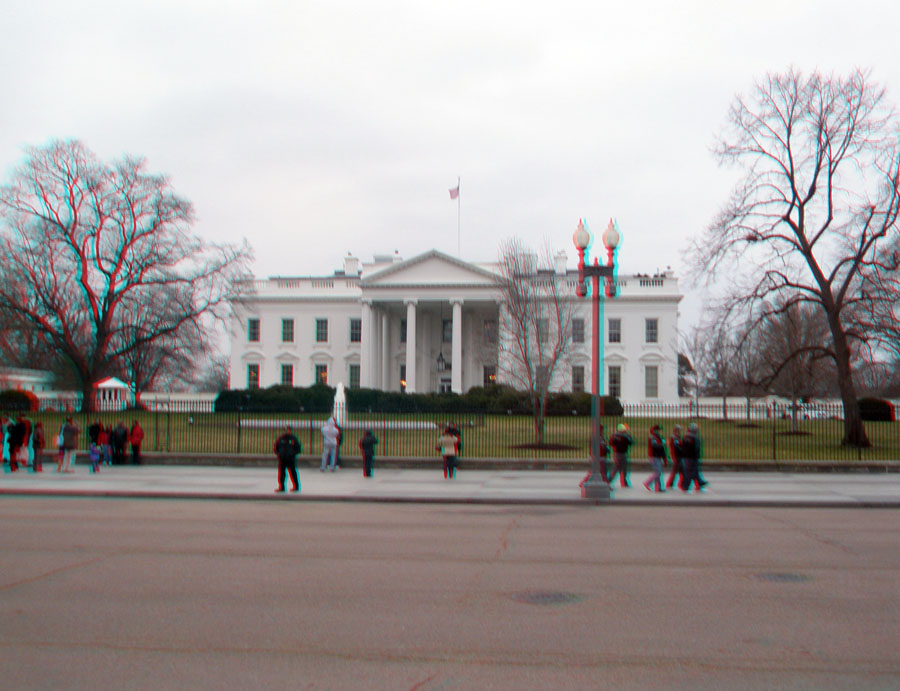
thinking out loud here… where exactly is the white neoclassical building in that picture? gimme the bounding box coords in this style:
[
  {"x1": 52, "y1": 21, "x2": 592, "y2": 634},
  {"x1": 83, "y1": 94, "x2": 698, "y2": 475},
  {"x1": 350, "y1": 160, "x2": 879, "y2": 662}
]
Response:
[{"x1": 228, "y1": 250, "x2": 682, "y2": 403}]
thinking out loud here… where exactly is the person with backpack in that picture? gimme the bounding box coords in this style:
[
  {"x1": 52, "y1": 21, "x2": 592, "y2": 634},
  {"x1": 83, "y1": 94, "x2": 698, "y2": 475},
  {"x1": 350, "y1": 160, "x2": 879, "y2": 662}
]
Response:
[
  {"x1": 608, "y1": 423, "x2": 634, "y2": 488},
  {"x1": 273, "y1": 425, "x2": 301, "y2": 493}
]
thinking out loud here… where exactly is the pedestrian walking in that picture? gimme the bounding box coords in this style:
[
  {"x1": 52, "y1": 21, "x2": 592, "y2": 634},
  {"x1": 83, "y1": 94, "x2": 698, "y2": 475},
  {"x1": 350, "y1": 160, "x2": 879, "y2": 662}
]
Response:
[
  {"x1": 608, "y1": 423, "x2": 634, "y2": 488},
  {"x1": 437, "y1": 426, "x2": 460, "y2": 479},
  {"x1": 60, "y1": 417, "x2": 80, "y2": 473},
  {"x1": 358, "y1": 429, "x2": 378, "y2": 478},
  {"x1": 643, "y1": 424, "x2": 669, "y2": 492},
  {"x1": 681, "y1": 422, "x2": 708, "y2": 492},
  {"x1": 666, "y1": 425, "x2": 685, "y2": 489},
  {"x1": 130, "y1": 420, "x2": 144, "y2": 464},
  {"x1": 320, "y1": 417, "x2": 340, "y2": 472},
  {"x1": 579, "y1": 423, "x2": 609, "y2": 487},
  {"x1": 273, "y1": 425, "x2": 301, "y2": 492}
]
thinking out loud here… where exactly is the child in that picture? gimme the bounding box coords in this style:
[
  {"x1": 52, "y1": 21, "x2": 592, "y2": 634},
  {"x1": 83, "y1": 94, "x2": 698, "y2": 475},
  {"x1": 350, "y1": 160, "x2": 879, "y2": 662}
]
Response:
[
  {"x1": 358, "y1": 429, "x2": 379, "y2": 478},
  {"x1": 89, "y1": 443, "x2": 101, "y2": 473}
]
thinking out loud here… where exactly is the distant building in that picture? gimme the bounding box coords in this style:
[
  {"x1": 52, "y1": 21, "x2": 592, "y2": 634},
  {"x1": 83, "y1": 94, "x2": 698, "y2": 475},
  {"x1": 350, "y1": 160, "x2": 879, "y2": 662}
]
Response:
[
  {"x1": 0, "y1": 367, "x2": 54, "y2": 392},
  {"x1": 228, "y1": 250, "x2": 682, "y2": 403}
]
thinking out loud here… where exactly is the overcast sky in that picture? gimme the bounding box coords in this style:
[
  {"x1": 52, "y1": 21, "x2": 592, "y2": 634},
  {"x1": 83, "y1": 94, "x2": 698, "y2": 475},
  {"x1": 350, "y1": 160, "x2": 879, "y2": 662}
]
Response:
[{"x1": 3, "y1": 0, "x2": 899, "y2": 327}]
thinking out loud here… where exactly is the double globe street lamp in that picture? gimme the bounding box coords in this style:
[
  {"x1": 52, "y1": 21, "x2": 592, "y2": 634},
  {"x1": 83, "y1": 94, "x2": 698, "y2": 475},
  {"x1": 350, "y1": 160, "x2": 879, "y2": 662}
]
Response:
[{"x1": 572, "y1": 218, "x2": 620, "y2": 500}]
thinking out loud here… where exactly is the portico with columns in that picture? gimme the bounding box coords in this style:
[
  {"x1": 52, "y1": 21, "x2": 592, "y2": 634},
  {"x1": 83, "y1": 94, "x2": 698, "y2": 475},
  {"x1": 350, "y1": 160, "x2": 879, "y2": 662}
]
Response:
[{"x1": 358, "y1": 251, "x2": 499, "y2": 394}]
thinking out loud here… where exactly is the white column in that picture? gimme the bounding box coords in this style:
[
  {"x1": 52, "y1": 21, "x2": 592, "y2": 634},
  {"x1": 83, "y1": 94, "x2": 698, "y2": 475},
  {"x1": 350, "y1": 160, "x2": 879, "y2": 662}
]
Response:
[
  {"x1": 372, "y1": 305, "x2": 382, "y2": 390},
  {"x1": 451, "y1": 299, "x2": 463, "y2": 393},
  {"x1": 405, "y1": 300, "x2": 417, "y2": 393},
  {"x1": 381, "y1": 311, "x2": 391, "y2": 391},
  {"x1": 360, "y1": 301, "x2": 373, "y2": 388}
]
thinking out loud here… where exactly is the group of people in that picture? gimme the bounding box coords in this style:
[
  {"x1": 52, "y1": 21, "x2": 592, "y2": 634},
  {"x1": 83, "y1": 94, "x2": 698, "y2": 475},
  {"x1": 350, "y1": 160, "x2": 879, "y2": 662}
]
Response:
[
  {"x1": 1, "y1": 414, "x2": 45, "y2": 472},
  {"x1": 272, "y1": 419, "x2": 463, "y2": 492},
  {"x1": 597, "y1": 422, "x2": 707, "y2": 493},
  {"x1": 86, "y1": 419, "x2": 145, "y2": 469},
  {"x1": 2, "y1": 415, "x2": 145, "y2": 475}
]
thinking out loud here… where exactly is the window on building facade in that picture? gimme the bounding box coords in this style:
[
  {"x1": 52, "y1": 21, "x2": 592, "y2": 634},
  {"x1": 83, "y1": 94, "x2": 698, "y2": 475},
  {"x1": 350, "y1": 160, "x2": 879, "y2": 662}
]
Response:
[
  {"x1": 442, "y1": 318, "x2": 452, "y2": 343},
  {"x1": 248, "y1": 364, "x2": 259, "y2": 389},
  {"x1": 608, "y1": 318, "x2": 621, "y2": 344},
  {"x1": 572, "y1": 365, "x2": 585, "y2": 392},
  {"x1": 483, "y1": 365, "x2": 497, "y2": 387},
  {"x1": 315, "y1": 318, "x2": 328, "y2": 342},
  {"x1": 400, "y1": 365, "x2": 406, "y2": 392},
  {"x1": 400, "y1": 319, "x2": 407, "y2": 343},
  {"x1": 572, "y1": 318, "x2": 585, "y2": 344},
  {"x1": 248, "y1": 318, "x2": 260, "y2": 342},
  {"x1": 315, "y1": 364, "x2": 328, "y2": 385},
  {"x1": 349, "y1": 318, "x2": 361, "y2": 343},
  {"x1": 483, "y1": 319, "x2": 497, "y2": 344},
  {"x1": 608, "y1": 365, "x2": 621, "y2": 398},
  {"x1": 538, "y1": 319, "x2": 549, "y2": 342},
  {"x1": 281, "y1": 318, "x2": 294, "y2": 343},
  {"x1": 281, "y1": 364, "x2": 293, "y2": 386},
  {"x1": 645, "y1": 365, "x2": 659, "y2": 398},
  {"x1": 645, "y1": 318, "x2": 658, "y2": 344},
  {"x1": 439, "y1": 377, "x2": 452, "y2": 393},
  {"x1": 349, "y1": 364, "x2": 360, "y2": 389}
]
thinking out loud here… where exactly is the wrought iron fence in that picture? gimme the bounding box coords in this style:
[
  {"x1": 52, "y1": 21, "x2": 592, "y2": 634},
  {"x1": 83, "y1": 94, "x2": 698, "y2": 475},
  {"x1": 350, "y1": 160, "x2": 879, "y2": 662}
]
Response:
[{"x1": 14, "y1": 400, "x2": 899, "y2": 462}]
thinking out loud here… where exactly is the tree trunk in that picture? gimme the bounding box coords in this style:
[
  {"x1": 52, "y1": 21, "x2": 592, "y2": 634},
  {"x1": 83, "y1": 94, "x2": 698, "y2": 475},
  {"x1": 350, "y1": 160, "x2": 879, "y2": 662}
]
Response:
[
  {"x1": 79, "y1": 381, "x2": 96, "y2": 413},
  {"x1": 826, "y1": 311, "x2": 870, "y2": 447}
]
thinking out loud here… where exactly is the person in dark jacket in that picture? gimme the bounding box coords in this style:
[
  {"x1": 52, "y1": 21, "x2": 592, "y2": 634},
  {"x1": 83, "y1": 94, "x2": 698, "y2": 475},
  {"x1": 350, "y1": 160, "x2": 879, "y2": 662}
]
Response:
[
  {"x1": 358, "y1": 429, "x2": 379, "y2": 477},
  {"x1": 273, "y1": 425, "x2": 301, "y2": 493},
  {"x1": 681, "y1": 422, "x2": 708, "y2": 492},
  {"x1": 666, "y1": 425, "x2": 685, "y2": 489},
  {"x1": 112, "y1": 421, "x2": 128, "y2": 465},
  {"x1": 7, "y1": 416, "x2": 27, "y2": 472},
  {"x1": 643, "y1": 424, "x2": 669, "y2": 492},
  {"x1": 32, "y1": 421, "x2": 45, "y2": 472},
  {"x1": 607, "y1": 423, "x2": 634, "y2": 488}
]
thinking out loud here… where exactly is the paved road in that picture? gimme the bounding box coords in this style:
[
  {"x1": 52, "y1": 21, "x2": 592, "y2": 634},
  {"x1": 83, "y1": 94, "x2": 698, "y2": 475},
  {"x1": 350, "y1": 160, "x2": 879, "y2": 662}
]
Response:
[
  {"x1": 1, "y1": 498, "x2": 899, "y2": 689},
  {"x1": 3, "y1": 465, "x2": 900, "y2": 506}
]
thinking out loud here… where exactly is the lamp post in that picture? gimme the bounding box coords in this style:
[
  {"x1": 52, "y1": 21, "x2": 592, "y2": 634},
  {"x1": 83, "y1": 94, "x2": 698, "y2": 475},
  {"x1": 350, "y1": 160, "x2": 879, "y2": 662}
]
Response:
[{"x1": 573, "y1": 218, "x2": 620, "y2": 499}]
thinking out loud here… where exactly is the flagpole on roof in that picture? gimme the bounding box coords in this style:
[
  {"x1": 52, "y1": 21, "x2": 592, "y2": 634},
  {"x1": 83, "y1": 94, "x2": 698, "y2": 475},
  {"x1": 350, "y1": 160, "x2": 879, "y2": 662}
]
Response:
[
  {"x1": 456, "y1": 176, "x2": 460, "y2": 257},
  {"x1": 449, "y1": 176, "x2": 461, "y2": 257}
]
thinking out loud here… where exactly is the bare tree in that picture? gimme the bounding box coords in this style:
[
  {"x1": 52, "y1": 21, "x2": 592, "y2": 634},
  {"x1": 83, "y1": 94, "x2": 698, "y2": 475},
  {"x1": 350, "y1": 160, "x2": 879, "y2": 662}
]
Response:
[
  {"x1": 689, "y1": 69, "x2": 900, "y2": 446},
  {"x1": 495, "y1": 239, "x2": 575, "y2": 445},
  {"x1": 0, "y1": 140, "x2": 251, "y2": 411}
]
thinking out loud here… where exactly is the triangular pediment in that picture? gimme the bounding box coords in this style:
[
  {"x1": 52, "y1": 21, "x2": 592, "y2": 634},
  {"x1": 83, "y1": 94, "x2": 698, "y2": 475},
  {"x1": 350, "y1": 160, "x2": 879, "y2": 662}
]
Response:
[{"x1": 360, "y1": 250, "x2": 497, "y2": 287}]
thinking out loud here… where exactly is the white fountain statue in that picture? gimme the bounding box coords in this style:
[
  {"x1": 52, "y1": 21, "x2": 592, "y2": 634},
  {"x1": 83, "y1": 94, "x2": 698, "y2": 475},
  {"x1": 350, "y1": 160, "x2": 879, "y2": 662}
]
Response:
[{"x1": 332, "y1": 382, "x2": 348, "y2": 428}]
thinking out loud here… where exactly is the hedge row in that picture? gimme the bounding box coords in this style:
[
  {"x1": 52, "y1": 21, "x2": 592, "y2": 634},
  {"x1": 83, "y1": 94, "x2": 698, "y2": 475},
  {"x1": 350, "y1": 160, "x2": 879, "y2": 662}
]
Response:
[{"x1": 214, "y1": 384, "x2": 624, "y2": 416}]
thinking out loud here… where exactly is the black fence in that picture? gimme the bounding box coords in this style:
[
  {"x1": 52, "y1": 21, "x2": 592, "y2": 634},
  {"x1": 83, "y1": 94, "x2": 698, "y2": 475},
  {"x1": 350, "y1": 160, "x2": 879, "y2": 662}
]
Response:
[{"x1": 12, "y1": 400, "x2": 899, "y2": 462}]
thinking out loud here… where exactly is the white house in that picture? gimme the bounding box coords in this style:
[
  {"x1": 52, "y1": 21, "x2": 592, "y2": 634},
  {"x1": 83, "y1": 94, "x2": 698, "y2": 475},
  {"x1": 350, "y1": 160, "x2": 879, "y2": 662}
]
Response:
[{"x1": 228, "y1": 250, "x2": 682, "y2": 403}]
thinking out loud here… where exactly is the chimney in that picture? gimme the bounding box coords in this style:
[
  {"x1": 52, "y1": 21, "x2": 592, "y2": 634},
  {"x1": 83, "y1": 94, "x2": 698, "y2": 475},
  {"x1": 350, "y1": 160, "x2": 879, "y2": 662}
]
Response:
[
  {"x1": 343, "y1": 253, "x2": 360, "y2": 276},
  {"x1": 554, "y1": 249, "x2": 568, "y2": 275}
]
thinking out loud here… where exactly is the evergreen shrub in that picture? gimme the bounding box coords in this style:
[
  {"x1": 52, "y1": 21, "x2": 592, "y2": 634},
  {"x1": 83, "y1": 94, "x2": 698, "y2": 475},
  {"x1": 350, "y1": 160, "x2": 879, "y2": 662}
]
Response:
[{"x1": 858, "y1": 398, "x2": 895, "y2": 422}]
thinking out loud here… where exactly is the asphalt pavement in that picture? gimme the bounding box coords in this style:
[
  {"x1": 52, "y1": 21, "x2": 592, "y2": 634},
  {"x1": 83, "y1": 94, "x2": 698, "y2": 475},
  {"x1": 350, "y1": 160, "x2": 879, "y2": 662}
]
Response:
[{"x1": 3, "y1": 463, "x2": 900, "y2": 506}]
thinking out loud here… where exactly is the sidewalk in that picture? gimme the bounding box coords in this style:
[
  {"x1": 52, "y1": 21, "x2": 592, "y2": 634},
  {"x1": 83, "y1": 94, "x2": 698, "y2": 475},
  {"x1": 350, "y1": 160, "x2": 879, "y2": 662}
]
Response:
[{"x1": 3, "y1": 465, "x2": 900, "y2": 506}]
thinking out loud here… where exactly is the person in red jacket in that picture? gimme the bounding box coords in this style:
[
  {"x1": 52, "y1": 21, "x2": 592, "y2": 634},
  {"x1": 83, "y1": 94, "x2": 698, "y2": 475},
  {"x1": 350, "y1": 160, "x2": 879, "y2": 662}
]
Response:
[{"x1": 130, "y1": 421, "x2": 144, "y2": 465}]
